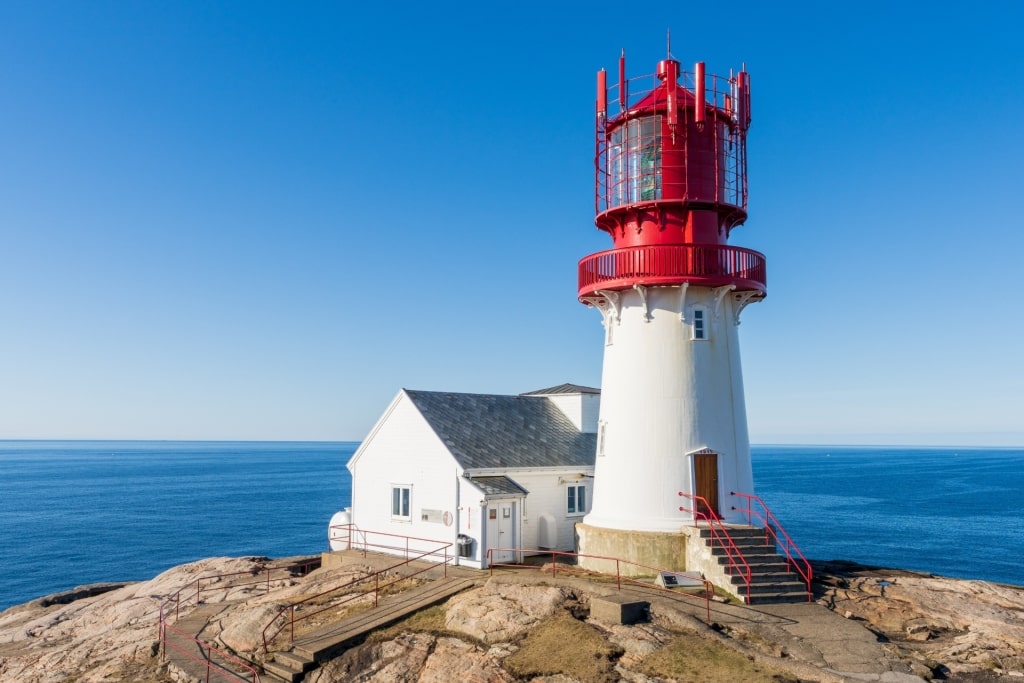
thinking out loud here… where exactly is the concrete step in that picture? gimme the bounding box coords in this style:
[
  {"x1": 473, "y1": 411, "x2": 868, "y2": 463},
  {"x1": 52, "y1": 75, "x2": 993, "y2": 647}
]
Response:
[
  {"x1": 744, "y1": 590, "x2": 810, "y2": 605},
  {"x1": 709, "y1": 546, "x2": 780, "y2": 559},
  {"x1": 742, "y1": 580, "x2": 807, "y2": 595},
  {"x1": 697, "y1": 526, "x2": 766, "y2": 540},
  {"x1": 263, "y1": 656, "x2": 307, "y2": 683},
  {"x1": 712, "y1": 557, "x2": 790, "y2": 573},
  {"x1": 726, "y1": 571, "x2": 802, "y2": 585},
  {"x1": 273, "y1": 650, "x2": 313, "y2": 672}
]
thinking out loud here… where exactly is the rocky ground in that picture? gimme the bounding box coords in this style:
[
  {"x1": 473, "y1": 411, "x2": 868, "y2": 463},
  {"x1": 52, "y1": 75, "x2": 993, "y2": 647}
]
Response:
[
  {"x1": 0, "y1": 556, "x2": 1022, "y2": 682},
  {"x1": 813, "y1": 561, "x2": 1024, "y2": 682}
]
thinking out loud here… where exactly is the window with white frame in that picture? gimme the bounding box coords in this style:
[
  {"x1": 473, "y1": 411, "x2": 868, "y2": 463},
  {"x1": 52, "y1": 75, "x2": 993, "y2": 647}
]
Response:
[
  {"x1": 691, "y1": 307, "x2": 708, "y2": 340},
  {"x1": 391, "y1": 484, "x2": 411, "y2": 521},
  {"x1": 567, "y1": 484, "x2": 587, "y2": 515}
]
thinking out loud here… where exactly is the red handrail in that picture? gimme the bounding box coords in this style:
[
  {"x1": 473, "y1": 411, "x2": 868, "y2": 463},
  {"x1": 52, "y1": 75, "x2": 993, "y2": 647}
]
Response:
[
  {"x1": 161, "y1": 615, "x2": 262, "y2": 683},
  {"x1": 159, "y1": 559, "x2": 320, "y2": 623},
  {"x1": 156, "y1": 559, "x2": 320, "y2": 680},
  {"x1": 486, "y1": 547, "x2": 713, "y2": 622},
  {"x1": 677, "y1": 492, "x2": 752, "y2": 603},
  {"x1": 731, "y1": 492, "x2": 813, "y2": 601},
  {"x1": 262, "y1": 526, "x2": 452, "y2": 652}
]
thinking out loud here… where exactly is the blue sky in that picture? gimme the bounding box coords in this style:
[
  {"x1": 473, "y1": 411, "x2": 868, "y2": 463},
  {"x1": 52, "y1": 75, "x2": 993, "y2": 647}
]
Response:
[{"x1": 1, "y1": 2, "x2": 1021, "y2": 444}]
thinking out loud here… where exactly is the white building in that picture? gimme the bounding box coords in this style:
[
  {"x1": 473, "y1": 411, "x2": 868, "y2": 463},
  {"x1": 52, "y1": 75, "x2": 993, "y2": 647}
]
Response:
[{"x1": 343, "y1": 384, "x2": 599, "y2": 569}]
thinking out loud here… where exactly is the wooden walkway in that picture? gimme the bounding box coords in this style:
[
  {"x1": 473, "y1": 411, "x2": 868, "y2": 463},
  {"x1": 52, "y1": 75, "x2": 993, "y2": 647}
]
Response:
[{"x1": 263, "y1": 576, "x2": 479, "y2": 682}]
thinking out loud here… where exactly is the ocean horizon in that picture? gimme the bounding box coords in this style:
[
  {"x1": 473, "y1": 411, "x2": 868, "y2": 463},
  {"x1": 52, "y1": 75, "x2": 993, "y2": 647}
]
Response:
[{"x1": 1, "y1": 440, "x2": 1021, "y2": 611}]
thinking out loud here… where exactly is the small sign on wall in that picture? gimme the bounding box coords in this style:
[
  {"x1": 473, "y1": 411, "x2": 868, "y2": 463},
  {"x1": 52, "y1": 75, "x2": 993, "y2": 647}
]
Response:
[{"x1": 421, "y1": 508, "x2": 445, "y2": 524}]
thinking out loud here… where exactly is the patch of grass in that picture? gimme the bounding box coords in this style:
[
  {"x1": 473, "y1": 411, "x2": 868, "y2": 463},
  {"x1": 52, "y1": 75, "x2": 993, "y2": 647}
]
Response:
[
  {"x1": 638, "y1": 635, "x2": 799, "y2": 683},
  {"x1": 504, "y1": 611, "x2": 624, "y2": 683},
  {"x1": 369, "y1": 604, "x2": 448, "y2": 642}
]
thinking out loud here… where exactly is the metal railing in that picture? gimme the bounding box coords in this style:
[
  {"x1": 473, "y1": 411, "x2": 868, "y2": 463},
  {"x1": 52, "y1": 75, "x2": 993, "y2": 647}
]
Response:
[
  {"x1": 159, "y1": 560, "x2": 320, "y2": 624},
  {"x1": 578, "y1": 243, "x2": 766, "y2": 298},
  {"x1": 160, "y1": 615, "x2": 262, "y2": 683},
  {"x1": 486, "y1": 547, "x2": 714, "y2": 621},
  {"x1": 261, "y1": 526, "x2": 452, "y2": 653},
  {"x1": 677, "y1": 492, "x2": 752, "y2": 603},
  {"x1": 596, "y1": 67, "x2": 749, "y2": 216},
  {"x1": 731, "y1": 492, "x2": 813, "y2": 602},
  {"x1": 156, "y1": 559, "x2": 319, "y2": 682}
]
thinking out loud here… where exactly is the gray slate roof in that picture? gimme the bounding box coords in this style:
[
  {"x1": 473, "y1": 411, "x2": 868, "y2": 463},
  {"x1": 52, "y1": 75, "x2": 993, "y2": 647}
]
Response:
[
  {"x1": 405, "y1": 390, "x2": 597, "y2": 470},
  {"x1": 468, "y1": 475, "x2": 529, "y2": 497},
  {"x1": 520, "y1": 383, "x2": 600, "y2": 396}
]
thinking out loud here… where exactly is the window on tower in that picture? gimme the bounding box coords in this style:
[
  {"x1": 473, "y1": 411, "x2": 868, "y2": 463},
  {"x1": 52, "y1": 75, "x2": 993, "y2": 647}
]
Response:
[
  {"x1": 692, "y1": 308, "x2": 708, "y2": 340},
  {"x1": 608, "y1": 115, "x2": 662, "y2": 207}
]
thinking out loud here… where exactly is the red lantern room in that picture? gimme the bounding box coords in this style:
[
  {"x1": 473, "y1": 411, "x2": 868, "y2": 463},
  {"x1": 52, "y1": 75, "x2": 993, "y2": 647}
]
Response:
[{"x1": 578, "y1": 52, "x2": 766, "y2": 299}]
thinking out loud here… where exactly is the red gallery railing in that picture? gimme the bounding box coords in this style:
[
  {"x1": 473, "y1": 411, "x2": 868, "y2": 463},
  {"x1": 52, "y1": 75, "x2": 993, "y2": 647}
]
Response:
[
  {"x1": 731, "y1": 492, "x2": 813, "y2": 602},
  {"x1": 578, "y1": 243, "x2": 766, "y2": 299},
  {"x1": 677, "y1": 492, "x2": 752, "y2": 603},
  {"x1": 486, "y1": 547, "x2": 714, "y2": 621}
]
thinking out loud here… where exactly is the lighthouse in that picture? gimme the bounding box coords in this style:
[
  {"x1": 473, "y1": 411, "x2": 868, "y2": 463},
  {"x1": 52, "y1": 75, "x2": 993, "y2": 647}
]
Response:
[{"x1": 576, "y1": 51, "x2": 766, "y2": 572}]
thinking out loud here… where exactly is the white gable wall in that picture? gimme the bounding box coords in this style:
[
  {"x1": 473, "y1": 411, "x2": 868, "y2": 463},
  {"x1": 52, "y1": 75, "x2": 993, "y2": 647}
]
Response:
[
  {"x1": 544, "y1": 394, "x2": 601, "y2": 433},
  {"x1": 347, "y1": 391, "x2": 463, "y2": 561}
]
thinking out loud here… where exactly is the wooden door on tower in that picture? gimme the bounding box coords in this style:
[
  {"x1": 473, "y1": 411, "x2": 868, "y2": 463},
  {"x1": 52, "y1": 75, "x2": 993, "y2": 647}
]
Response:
[{"x1": 694, "y1": 453, "x2": 720, "y2": 519}]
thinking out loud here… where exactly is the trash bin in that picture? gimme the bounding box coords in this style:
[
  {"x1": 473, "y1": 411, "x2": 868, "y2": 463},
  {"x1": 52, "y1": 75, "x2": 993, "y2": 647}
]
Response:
[{"x1": 456, "y1": 534, "x2": 473, "y2": 558}]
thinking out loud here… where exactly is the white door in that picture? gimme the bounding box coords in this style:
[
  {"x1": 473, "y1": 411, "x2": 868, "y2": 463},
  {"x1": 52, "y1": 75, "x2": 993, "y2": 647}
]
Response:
[{"x1": 487, "y1": 502, "x2": 515, "y2": 563}]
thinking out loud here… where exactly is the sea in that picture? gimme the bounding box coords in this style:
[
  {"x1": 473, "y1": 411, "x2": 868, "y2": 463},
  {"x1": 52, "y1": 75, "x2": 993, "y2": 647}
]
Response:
[{"x1": 1, "y1": 441, "x2": 1022, "y2": 612}]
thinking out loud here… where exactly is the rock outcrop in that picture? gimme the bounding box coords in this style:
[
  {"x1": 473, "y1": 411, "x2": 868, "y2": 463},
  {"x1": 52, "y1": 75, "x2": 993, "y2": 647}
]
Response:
[
  {"x1": 2, "y1": 555, "x2": 1023, "y2": 683},
  {"x1": 444, "y1": 581, "x2": 570, "y2": 644},
  {"x1": 816, "y1": 561, "x2": 1024, "y2": 679}
]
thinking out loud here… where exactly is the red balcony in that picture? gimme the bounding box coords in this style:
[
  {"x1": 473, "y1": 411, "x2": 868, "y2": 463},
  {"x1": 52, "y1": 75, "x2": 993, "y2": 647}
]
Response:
[{"x1": 578, "y1": 244, "x2": 766, "y2": 299}]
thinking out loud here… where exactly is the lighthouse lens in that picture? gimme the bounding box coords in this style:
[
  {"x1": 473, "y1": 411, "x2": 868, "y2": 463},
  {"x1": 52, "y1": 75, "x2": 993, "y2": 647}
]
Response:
[{"x1": 608, "y1": 115, "x2": 662, "y2": 207}]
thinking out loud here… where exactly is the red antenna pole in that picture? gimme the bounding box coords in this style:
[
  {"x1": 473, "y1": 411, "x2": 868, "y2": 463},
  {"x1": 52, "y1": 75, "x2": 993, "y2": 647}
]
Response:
[
  {"x1": 694, "y1": 61, "x2": 706, "y2": 126},
  {"x1": 618, "y1": 50, "x2": 627, "y2": 111}
]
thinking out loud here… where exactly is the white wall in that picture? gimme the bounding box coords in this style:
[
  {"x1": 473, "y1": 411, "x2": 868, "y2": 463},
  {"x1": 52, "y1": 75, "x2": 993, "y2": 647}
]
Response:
[
  {"x1": 500, "y1": 469, "x2": 593, "y2": 553},
  {"x1": 545, "y1": 393, "x2": 601, "y2": 433},
  {"x1": 347, "y1": 391, "x2": 462, "y2": 561},
  {"x1": 584, "y1": 286, "x2": 758, "y2": 532}
]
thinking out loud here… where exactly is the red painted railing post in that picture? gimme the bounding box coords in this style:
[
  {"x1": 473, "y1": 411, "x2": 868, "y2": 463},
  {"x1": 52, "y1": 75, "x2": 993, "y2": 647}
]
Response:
[
  {"x1": 289, "y1": 605, "x2": 295, "y2": 642},
  {"x1": 552, "y1": 552, "x2": 557, "y2": 577},
  {"x1": 374, "y1": 573, "x2": 380, "y2": 607},
  {"x1": 616, "y1": 560, "x2": 621, "y2": 591}
]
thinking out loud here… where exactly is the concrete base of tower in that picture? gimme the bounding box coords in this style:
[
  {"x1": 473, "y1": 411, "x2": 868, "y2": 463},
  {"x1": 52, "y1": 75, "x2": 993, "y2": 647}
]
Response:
[{"x1": 575, "y1": 523, "x2": 688, "y2": 577}]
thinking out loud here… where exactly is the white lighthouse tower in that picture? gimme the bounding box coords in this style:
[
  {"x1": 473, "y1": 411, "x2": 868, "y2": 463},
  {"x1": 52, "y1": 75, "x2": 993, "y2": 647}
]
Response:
[{"x1": 576, "y1": 51, "x2": 765, "y2": 571}]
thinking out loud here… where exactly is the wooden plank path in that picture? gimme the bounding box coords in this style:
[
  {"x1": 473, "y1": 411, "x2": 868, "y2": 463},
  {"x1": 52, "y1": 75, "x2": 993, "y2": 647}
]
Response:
[{"x1": 263, "y1": 576, "x2": 479, "y2": 682}]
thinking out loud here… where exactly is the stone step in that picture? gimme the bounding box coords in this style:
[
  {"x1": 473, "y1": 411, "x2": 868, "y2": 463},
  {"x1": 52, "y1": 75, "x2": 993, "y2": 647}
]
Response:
[
  {"x1": 712, "y1": 552, "x2": 790, "y2": 569},
  {"x1": 744, "y1": 590, "x2": 810, "y2": 605},
  {"x1": 727, "y1": 572, "x2": 802, "y2": 585},
  {"x1": 739, "y1": 580, "x2": 807, "y2": 595},
  {"x1": 709, "y1": 546, "x2": 780, "y2": 559},
  {"x1": 272, "y1": 650, "x2": 313, "y2": 672},
  {"x1": 697, "y1": 527, "x2": 767, "y2": 540},
  {"x1": 262, "y1": 658, "x2": 306, "y2": 683}
]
